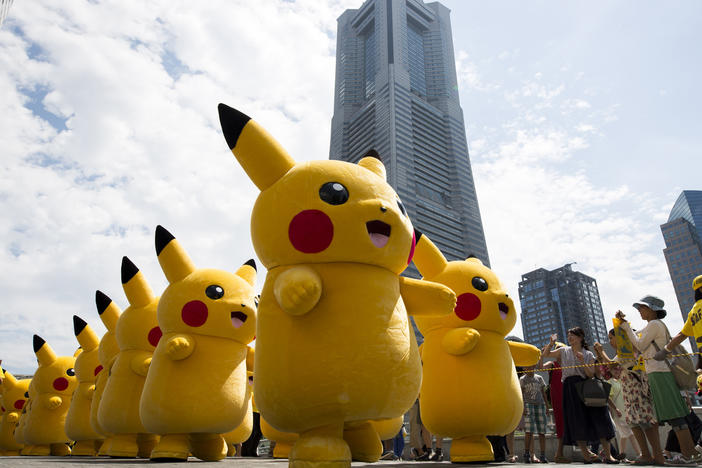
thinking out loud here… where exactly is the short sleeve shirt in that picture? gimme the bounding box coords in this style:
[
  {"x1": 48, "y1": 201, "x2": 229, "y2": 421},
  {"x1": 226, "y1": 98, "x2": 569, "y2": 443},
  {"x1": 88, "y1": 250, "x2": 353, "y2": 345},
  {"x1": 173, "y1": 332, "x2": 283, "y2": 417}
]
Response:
[
  {"x1": 520, "y1": 373, "x2": 546, "y2": 405},
  {"x1": 681, "y1": 300, "x2": 702, "y2": 340},
  {"x1": 560, "y1": 346, "x2": 595, "y2": 381}
]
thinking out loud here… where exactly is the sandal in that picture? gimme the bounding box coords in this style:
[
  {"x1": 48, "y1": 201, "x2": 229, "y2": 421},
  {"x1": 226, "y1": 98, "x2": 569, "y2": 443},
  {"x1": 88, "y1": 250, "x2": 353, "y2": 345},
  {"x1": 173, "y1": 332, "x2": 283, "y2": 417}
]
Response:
[
  {"x1": 554, "y1": 456, "x2": 572, "y2": 463},
  {"x1": 631, "y1": 458, "x2": 655, "y2": 465}
]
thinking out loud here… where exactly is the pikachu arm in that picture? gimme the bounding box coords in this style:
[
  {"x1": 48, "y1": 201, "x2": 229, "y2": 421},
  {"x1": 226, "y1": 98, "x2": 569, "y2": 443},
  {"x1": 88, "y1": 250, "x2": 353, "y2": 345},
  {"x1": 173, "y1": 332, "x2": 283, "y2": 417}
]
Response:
[
  {"x1": 246, "y1": 347, "x2": 254, "y2": 372},
  {"x1": 509, "y1": 341, "x2": 541, "y2": 366},
  {"x1": 7, "y1": 411, "x2": 19, "y2": 423},
  {"x1": 130, "y1": 351, "x2": 152, "y2": 377},
  {"x1": 165, "y1": 334, "x2": 195, "y2": 361},
  {"x1": 441, "y1": 327, "x2": 480, "y2": 355},
  {"x1": 274, "y1": 266, "x2": 323, "y2": 316},
  {"x1": 399, "y1": 276, "x2": 456, "y2": 317},
  {"x1": 39, "y1": 394, "x2": 63, "y2": 410}
]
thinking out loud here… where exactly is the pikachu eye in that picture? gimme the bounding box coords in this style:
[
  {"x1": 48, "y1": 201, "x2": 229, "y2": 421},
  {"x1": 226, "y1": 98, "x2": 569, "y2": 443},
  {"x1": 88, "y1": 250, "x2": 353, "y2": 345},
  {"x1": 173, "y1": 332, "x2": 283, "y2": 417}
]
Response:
[
  {"x1": 24, "y1": 392, "x2": 29, "y2": 398},
  {"x1": 254, "y1": 296, "x2": 259, "y2": 308},
  {"x1": 319, "y1": 182, "x2": 349, "y2": 205},
  {"x1": 472, "y1": 277, "x2": 488, "y2": 292},
  {"x1": 66, "y1": 368, "x2": 75, "y2": 376},
  {"x1": 205, "y1": 285, "x2": 224, "y2": 300}
]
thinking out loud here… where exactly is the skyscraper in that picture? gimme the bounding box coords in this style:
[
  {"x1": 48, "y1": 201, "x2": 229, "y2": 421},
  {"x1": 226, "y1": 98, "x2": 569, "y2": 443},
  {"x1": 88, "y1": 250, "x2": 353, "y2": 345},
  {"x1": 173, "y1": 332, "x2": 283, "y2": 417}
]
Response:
[
  {"x1": 330, "y1": 0, "x2": 489, "y2": 273},
  {"x1": 0, "y1": 0, "x2": 14, "y2": 28},
  {"x1": 518, "y1": 263, "x2": 608, "y2": 347},
  {"x1": 661, "y1": 190, "x2": 702, "y2": 348}
]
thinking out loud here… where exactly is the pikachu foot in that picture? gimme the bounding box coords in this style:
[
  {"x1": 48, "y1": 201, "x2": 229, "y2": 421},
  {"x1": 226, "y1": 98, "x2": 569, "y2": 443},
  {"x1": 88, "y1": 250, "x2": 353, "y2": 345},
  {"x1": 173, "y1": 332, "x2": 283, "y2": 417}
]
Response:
[
  {"x1": 106, "y1": 433, "x2": 138, "y2": 457},
  {"x1": 50, "y1": 443, "x2": 71, "y2": 456},
  {"x1": 273, "y1": 441, "x2": 294, "y2": 459},
  {"x1": 190, "y1": 433, "x2": 227, "y2": 461},
  {"x1": 2, "y1": 450, "x2": 20, "y2": 456},
  {"x1": 290, "y1": 424, "x2": 350, "y2": 468},
  {"x1": 343, "y1": 420, "x2": 382, "y2": 462},
  {"x1": 71, "y1": 439, "x2": 98, "y2": 456},
  {"x1": 449, "y1": 435, "x2": 494, "y2": 463},
  {"x1": 98, "y1": 437, "x2": 112, "y2": 456},
  {"x1": 150, "y1": 433, "x2": 189, "y2": 461},
  {"x1": 24, "y1": 444, "x2": 50, "y2": 456},
  {"x1": 138, "y1": 433, "x2": 159, "y2": 458}
]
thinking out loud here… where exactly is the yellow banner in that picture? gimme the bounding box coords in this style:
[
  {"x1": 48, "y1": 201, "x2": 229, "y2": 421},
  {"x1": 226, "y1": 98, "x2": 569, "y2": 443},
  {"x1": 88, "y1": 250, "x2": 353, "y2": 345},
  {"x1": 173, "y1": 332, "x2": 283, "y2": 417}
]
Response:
[{"x1": 613, "y1": 317, "x2": 645, "y2": 371}]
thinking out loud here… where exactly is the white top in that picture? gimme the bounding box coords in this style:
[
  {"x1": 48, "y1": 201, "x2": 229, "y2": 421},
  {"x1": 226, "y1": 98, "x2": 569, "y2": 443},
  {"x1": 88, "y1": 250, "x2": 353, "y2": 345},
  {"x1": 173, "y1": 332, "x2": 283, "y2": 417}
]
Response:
[
  {"x1": 560, "y1": 345, "x2": 595, "y2": 381},
  {"x1": 620, "y1": 319, "x2": 669, "y2": 373}
]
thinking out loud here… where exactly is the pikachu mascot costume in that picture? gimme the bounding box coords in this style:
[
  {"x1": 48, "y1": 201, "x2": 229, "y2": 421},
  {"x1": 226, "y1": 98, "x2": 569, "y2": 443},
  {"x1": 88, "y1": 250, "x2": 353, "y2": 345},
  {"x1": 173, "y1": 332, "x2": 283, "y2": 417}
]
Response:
[
  {"x1": 13, "y1": 378, "x2": 35, "y2": 454},
  {"x1": 0, "y1": 368, "x2": 30, "y2": 455},
  {"x1": 23, "y1": 335, "x2": 78, "y2": 456},
  {"x1": 91, "y1": 290, "x2": 122, "y2": 455},
  {"x1": 217, "y1": 103, "x2": 456, "y2": 468},
  {"x1": 98, "y1": 257, "x2": 160, "y2": 457},
  {"x1": 412, "y1": 233, "x2": 540, "y2": 462},
  {"x1": 65, "y1": 316, "x2": 104, "y2": 455},
  {"x1": 139, "y1": 226, "x2": 257, "y2": 461}
]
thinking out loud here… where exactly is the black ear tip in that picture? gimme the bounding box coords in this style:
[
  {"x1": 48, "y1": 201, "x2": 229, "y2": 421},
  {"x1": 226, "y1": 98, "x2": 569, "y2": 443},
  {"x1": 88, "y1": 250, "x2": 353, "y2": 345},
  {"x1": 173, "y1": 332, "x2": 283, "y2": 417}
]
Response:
[
  {"x1": 155, "y1": 225, "x2": 175, "y2": 256},
  {"x1": 414, "y1": 229, "x2": 423, "y2": 241},
  {"x1": 95, "y1": 290, "x2": 112, "y2": 315},
  {"x1": 218, "y1": 103, "x2": 251, "y2": 150},
  {"x1": 244, "y1": 259, "x2": 257, "y2": 271},
  {"x1": 363, "y1": 149, "x2": 381, "y2": 160},
  {"x1": 33, "y1": 335, "x2": 45, "y2": 353},
  {"x1": 121, "y1": 256, "x2": 139, "y2": 284},
  {"x1": 73, "y1": 315, "x2": 88, "y2": 335}
]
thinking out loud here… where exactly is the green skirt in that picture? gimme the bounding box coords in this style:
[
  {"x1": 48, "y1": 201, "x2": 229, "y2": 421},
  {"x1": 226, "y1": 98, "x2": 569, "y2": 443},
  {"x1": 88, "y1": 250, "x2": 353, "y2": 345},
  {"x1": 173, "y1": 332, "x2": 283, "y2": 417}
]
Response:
[{"x1": 648, "y1": 371, "x2": 688, "y2": 423}]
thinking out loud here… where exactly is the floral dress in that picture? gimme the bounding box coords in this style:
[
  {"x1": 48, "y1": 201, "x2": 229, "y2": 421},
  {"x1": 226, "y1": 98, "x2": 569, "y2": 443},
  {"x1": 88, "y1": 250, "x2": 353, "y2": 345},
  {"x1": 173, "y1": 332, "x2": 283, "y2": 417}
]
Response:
[{"x1": 607, "y1": 358, "x2": 657, "y2": 427}]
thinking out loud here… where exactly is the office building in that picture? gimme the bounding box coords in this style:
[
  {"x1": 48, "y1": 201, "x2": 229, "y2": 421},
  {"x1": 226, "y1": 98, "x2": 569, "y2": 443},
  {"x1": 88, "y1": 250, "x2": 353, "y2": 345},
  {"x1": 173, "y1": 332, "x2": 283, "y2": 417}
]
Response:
[
  {"x1": 519, "y1": 263, "x2": 608, "y2": 347},
  {"x1": 661, "y1": 190, "x2": 702, "y2": 348},
  {"x1": 0, "y1": 0, "x2": 13, "y2": 27},
  {"x1": 330, "y1": 0, "x2": 489, "y2": 274}
]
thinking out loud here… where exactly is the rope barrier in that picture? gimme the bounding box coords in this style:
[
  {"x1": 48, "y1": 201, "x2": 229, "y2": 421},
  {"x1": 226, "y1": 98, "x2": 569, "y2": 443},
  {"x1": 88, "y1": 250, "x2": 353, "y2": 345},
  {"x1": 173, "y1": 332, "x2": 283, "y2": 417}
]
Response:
[{"x1": 516, "y1": 351, "x2": 702, "y2": 374}]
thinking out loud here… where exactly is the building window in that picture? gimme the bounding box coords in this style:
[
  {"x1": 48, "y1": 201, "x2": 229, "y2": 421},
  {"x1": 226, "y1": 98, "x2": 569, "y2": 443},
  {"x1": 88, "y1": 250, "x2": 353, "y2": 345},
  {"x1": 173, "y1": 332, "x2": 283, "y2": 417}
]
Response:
[
  {"x1": 407, "y1": 21, "x2": 426, "y2": 96},
  {"x1": 364, "y1": 26, "x2": 376, "y2": 99}
]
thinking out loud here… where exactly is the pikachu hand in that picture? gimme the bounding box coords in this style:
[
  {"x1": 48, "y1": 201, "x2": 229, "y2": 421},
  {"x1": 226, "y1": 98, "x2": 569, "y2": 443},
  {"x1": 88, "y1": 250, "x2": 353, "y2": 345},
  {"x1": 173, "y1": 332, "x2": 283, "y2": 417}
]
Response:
[
  {"x1": 46, "y1": 396, "x2": 63, "y2": 410},
  {"x1": 85, "y1": 384, "x2": 95, "y2": 400},
  {"x1": 442, "y1": 328, "x2": 480, "y2": 355},
  {"x1": 166, "y1": 335, "x2": 195, "y2": 361},
  {"x1": 131, "y1": 352, "x2": 152, "y2": 376},
  {"x1": 7, "y1": 412, "x2": 19, "y2": 423},
  {"x1": 274, "y1": 266, "x2": 323, "y2": 316}
]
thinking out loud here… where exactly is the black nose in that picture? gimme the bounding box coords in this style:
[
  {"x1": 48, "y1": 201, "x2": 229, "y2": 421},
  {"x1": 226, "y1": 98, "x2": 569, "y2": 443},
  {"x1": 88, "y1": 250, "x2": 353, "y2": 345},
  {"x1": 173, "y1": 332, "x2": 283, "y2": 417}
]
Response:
[{"x1": 380, "y1": 206, "x2": 387, "y2": 213}]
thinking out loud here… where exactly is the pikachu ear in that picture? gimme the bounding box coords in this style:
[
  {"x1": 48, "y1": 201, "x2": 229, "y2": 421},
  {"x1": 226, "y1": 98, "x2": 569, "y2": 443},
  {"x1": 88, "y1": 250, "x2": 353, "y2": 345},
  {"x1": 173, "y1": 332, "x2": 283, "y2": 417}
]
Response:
[
  {"x1": 95, "y1": 290, "x2": 121, "y2": 331},
  {"x1": 121, "y1": 256, "x2": 156, "y2": 308},
  {"x1": 3, "y1": 369, "x2": 18, "y2": 388},
  {"x1": 358, "y1": 149, "x2": 386, "y2": 180},
  {"x1": 235, "y1": 259, "x2": 257, "y2": 287},
  {"x1": 73, "y1": 316, "x2": 100, "y2": 352},
  {"x1": 218, "y1": 103, "x2": 296, "y2": 191},
  {"x1": 412, "y1": 230, "x2": 448, "y2": 279},
  {"x1": 155, "y1": 225, "x2": 196, "y2": 284},
  {"x1": 33, "y1": 335, "x2": 57, "y2": 367}
]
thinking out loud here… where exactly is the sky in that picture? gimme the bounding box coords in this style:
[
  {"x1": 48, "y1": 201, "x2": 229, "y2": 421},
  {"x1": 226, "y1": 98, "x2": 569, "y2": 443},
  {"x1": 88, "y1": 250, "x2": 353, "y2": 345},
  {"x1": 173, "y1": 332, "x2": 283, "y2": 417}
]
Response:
[{"x1": 1, "y1": 0, "x2": 701, "y2": 374}]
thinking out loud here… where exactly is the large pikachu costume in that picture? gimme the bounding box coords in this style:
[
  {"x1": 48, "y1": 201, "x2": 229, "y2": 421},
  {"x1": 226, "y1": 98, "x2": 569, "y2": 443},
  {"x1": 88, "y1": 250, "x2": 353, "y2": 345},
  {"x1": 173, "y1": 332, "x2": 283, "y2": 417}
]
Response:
[
  {"x1": 412, "y1": 233, "x2": 540, "y2": 462},
  {"x1": 0, "y1": 368, "x2": 30, "y2": 455},
  {"x1": 90, "y1": 290, "x2": 121, "y2": 454},
  {"x1": 217, "y1": 103, "x2": 456, "y2": 468},
  {"x1": 13, "y1": 378, "x2": 35, "y2": 454},
  {"x1": 65, "y1": 316, "x2": 104, "y2": 455},
  {"x1": 140, "y1": 226, "x2": 258, "y2": 461},
  {"x1": 98, "y1": 257, "x2": 160, "y2": 457},
  {"x1": 23, "y1": 335, "x2": 78, "y2": 456},
  {"x1": 223, "y1": 348, "x2": 256, "y2": 456}
]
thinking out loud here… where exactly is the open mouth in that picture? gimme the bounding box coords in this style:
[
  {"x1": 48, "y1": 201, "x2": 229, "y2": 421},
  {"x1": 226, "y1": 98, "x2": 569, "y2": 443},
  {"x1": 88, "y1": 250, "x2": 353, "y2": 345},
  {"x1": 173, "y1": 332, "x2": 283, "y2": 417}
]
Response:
[
  {"x1": 366, "y1": 220, "x2": 391, "y2": 248},
  {"x1": 231, "y1": 311, "x2": 248, "y2": 328},
  {"x1": 498, "y1": 303, "x2": 509, "y2": 320}
]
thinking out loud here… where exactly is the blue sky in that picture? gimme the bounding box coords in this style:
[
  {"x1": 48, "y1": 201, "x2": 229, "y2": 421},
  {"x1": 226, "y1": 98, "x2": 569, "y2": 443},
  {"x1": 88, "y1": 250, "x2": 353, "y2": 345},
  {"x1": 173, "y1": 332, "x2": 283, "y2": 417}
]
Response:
[{"x1": 0, "y1": 0, "x2": 700, "y2": 373}]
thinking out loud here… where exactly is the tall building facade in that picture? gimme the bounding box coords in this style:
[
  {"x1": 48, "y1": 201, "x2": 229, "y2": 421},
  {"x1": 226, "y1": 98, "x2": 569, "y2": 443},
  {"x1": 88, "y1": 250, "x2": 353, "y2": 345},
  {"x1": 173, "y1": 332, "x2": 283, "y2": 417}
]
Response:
[
  {"x1": 518, "y1": 264, "x2": 608, "y2": 347},
  {"x1": 0, "y1": 0, "x2": 14, "y2": 28},
  {"x1": 661, "y1": 190, "x2": 702, "y2": 348},
  {"x1": 330, "y1": 0, "x2": 489, "y2": 273}
]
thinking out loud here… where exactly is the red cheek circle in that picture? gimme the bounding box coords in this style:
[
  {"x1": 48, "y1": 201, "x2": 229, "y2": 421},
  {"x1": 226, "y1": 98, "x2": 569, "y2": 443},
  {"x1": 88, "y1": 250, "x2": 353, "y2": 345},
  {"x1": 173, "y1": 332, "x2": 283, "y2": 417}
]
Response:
[
  {"x1": 94, "y1": 365, "x2": 103, "y2": 376},
  {"x1": 53, "y1": 377, "x2": 69, "y2": 391},
  {"x1": 181, "y1": 300, "x2": 208, "y2": 327},
  {"x1": 455, "y1": 293, "x2": 482, "y2": 321},
  {"x1": 14, "y1": 399, "x2": 25, "y2": 410},
  {"x1": 1, "y1": 406, "x2": 4, "y2": 412},
  {"x1": 288, "y1": 210, "x2": 334, "y2": 253},
  {"x1": 407, "y1": 230, "x2": 416, "y2": 265},
  {"x1": 148, "y1": 327, "x2": 163, "y2": 347}
]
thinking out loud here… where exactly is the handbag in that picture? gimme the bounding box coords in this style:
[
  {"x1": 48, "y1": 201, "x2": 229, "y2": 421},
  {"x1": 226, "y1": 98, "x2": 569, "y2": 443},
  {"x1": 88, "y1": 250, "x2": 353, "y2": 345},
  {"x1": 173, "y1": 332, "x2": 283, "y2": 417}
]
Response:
[
  {"x1": 648, "y1": 320, "x2": 696, "y2": 391},
  {"x1": 574, "y1": 378, "x2": 612, "y2": 407}
]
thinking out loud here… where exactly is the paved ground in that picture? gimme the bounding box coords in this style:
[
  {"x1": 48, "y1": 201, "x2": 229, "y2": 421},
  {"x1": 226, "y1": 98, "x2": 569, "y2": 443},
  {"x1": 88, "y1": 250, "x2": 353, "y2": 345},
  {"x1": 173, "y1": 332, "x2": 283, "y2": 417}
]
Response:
[{"x1": 0, "y1": 459, "x2": 622, "y2": 468}]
